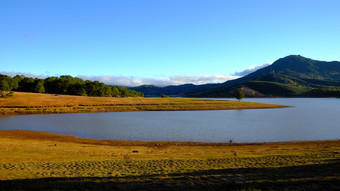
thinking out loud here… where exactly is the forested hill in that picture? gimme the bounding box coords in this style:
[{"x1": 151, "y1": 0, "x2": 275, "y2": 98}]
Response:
[
  {"x1": 228, "y1": 55, "x2": 340, "y2": 83},
  {"x1": 132, "y1": 55, "x2": 340, "y2": 98},
  {"x1": 187, "y1": 55, "x2": 340, "y2": 97},
  {"x1": 0, "y1": 74, "x2": 144, "y2": 97}
]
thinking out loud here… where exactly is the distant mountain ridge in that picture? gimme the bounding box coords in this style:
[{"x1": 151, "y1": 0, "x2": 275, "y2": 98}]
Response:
[
  {"x1": 132, "y1": 55, "x2": 340, "y2": 97},
  {"x1": 131, "y1": 83, "x2": 213, "y2": 97}
]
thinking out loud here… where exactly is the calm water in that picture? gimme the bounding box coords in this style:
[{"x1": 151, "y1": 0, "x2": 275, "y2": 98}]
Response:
[{"x1": 0, "y1": 98, "x2": 339, "y2": 143}]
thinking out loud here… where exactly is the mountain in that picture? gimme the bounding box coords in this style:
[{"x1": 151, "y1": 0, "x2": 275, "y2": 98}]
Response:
[
  {"x1": 131, "y1": 83, "x2": 213, "y2": 97},
  {"x1": 131, "y1": 55, "x2": 340, "y2": 98},
  {"x1": 239, "y1": 55, "x2": 340, "y2": 80},
  {"x1": 187, "y1": 55, "x2": 340, "y2": 97}
]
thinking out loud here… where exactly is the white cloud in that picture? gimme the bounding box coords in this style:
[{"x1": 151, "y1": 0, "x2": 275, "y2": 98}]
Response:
[
  {"x1": 0, "y1": 71, "x2": 50, "y2": 79},
  {"x1": 3, "y1": 63, "x2": 276, "y2": 87},
  {"x1": 232, "y1": 62, "x2": 273, "y2": 76},
  {"x1": 78, "y1": 74, "x2": 237, "y2": 87},
  {"x1": 1, "y1": 72, "x2": 237, "y2": 87}
]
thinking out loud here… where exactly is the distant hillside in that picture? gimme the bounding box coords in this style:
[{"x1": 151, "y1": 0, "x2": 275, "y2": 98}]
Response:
[
  {"x1": 131, "y1": 83, "x2": 214, "y2": 97},
  {"x1": 113, "y1": 55, "x2": 340, "y2": 98},
  {"x1": 220, "y1": 55, "x2": 340, "y2": 87},
  {"x1": 187, "y1": 55, "x2": 340, "y2": 97}
]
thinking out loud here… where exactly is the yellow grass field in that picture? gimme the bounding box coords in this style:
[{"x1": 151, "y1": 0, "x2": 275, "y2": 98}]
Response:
[
  {"x1": 0, "y1": 130, "x2": 339, "y2": 190},
  {"x1": 0, "y1": 91, "x2": 288, "y2": 115}
]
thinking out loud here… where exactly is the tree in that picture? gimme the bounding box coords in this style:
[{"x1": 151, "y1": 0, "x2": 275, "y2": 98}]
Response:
[
  {"x1": 235, "y1": 91, "x2": 245, "y2": 101},
  {"x1": 0, "y1": 79, "x2": 10, "y2": 91},
  {"x1": 0, "y1": 74, "x2": 18, "y2": 91},
  {"x1": 68, "y1": 84, "x2": 86, "y2": 96},
  {"x1": 110, "y1": 86, "x2": 120, "y2": 97},
  {"x1": 0, "y1": 73, "x2": 144, "y2": 97},
  {"x1": 33, "y1": 80, "x2": 45, "y2": 93},
  {"x1": 44, "y1": 76, "x2": 59, "y2": 93},
  {"x1": 19, "y1": 77, "x2": 35, "y2": 92}
]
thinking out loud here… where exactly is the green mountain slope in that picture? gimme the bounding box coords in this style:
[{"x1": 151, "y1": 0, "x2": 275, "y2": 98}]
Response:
[
  {"x1": 240, "y1": 55, "x2": 340, "y2": 80},
  {"x1": 187, "y1": 55, "x2": 340, "y2": 97},
  {"x1": 244, "y1": 81, "x2": 309, "y2": 97}
]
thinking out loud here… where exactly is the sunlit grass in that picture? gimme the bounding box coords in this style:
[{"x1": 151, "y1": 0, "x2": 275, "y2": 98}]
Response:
[
  {"x1": 0, "y1": 130, "x2": 339, "y2": 191},
  {"x1": 0, "y1": 92, "x2": 288, "y2": 115}
]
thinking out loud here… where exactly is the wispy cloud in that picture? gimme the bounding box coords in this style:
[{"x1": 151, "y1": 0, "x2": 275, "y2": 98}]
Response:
[{"x1": 232, "y1": 62, "x2": 273, "y2": 76}]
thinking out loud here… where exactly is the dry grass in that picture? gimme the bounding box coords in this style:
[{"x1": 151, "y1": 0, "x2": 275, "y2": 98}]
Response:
[
  {"x1": 0, "y1": 130, "x2": 339, "y2": 190},
  {"x1": 0, "y1": 92, "x2": 289, "y2": 115}
]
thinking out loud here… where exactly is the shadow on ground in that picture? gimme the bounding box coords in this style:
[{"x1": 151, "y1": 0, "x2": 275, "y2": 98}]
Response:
[{"x1": 1, "y1": 159, "x2": 339, "y2": 191}]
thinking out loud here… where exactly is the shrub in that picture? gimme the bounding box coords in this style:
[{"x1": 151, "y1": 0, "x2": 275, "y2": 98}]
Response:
[{"x1": 0, "y1": 91, "x2": 14, "y2": 98}]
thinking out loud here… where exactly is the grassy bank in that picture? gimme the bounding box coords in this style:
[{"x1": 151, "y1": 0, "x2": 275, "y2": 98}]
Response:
[
  {"x1": 0, "y1": 130, "x2": 339, "y2": 190},
  {"x1": 0, "y1": 92, "x2": 288, "y2": 115}
]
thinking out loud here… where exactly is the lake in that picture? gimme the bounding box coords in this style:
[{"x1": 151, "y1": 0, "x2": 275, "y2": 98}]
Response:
[{"x1": 0, "y1": 98, "x2": 339, "y2": 143}]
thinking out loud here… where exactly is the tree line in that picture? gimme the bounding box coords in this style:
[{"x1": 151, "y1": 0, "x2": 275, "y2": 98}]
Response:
[{"x1": 0, "y1": 74, "x2": 144, "y2": 97}]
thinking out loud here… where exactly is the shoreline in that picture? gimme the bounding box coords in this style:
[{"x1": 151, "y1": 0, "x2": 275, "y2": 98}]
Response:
[
  {"x1": 0, "y1": 92, "x2": 289, "y2": 116},
  {"x1": 0, "y1": 105, "x2": 289, "y2": 116},
  {"x1": 0, "y1": 129, "x2": 337, "y2": 146}
]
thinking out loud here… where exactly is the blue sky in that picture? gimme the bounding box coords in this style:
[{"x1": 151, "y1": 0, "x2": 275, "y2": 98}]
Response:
[{"x1": 1, "y1": 0, "x2": 340, "y2": 86}]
